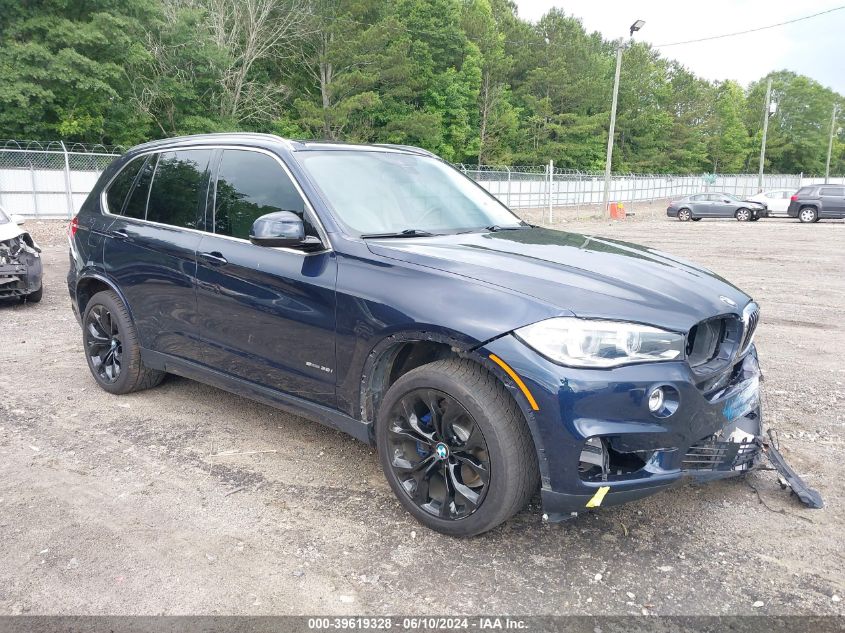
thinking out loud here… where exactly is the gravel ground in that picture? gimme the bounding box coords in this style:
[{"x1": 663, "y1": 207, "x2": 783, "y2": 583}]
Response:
[{"x1": 0, "y1": 215, "x2": 843, "y2": 616}]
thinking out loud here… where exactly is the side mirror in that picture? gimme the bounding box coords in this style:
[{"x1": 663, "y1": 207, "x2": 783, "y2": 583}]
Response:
[
  {"x1": 11, "y1": 214, "x2": 25, "y2": 226},
  {"x1": 249, "y1": 211, "x2": 321, "y2": 251}
]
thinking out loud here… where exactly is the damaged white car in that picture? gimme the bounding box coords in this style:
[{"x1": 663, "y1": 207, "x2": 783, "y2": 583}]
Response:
[{"x1": 0, "y1": 205, "x2": 43, "y2": 303}]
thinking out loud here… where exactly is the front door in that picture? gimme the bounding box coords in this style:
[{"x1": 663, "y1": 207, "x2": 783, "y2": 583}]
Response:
[
  {"x1": 102, "y1": 149, "x2": 213, "y2": 364},
  {"x1": 195, "y1": 148, "x2": 337, "y2": 407}
]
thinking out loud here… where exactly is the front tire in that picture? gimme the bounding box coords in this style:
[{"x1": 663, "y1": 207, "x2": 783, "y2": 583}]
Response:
[
  {"x1": 21, "y1": 283, "x2": 43, "y2": 303},
  {"x1": 376, "y1": 358, "x2": 538, "y2": 537},
  {"x1": 798, "y1": 207, "x2": 818, "y2": 223},
  {"x1": 82, "y1": 290, "x2": 165, "y2": 395},
  {"x1": 735, "y1": 208, "x2": 751, "y2": 222},
  {"x1": 677, "y1": 208, "x2": 692, "y2": 222}
]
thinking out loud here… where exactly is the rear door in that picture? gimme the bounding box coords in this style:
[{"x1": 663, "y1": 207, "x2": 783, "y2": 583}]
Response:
[
  {"x1": 102, "y1": 148, "x2": 214, "y2": 364},
  {"x1": 819, "y1": 186, "x2": 845, "y2": 216},
  {"x1": 194, "y1": 148, "x2": 337, "y2": 407}
]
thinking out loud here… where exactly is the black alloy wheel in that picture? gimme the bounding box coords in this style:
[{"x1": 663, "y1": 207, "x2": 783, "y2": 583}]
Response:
[
  {"x1": 386, "y1": 388, "x2": 490, "y2": 520},
  {"x1": 85, "y1": 304, "x2": 123, "y2": 384},
  {"x1": 81, "y1": 290, "x2": 164, "y2": 394},
  {"x1": 377, "y1": 358, "x2": 538, "y2": 536}
]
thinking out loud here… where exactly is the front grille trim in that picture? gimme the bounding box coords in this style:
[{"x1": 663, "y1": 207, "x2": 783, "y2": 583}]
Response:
[{"x1": 739, "y1": 302, "x2": 760, "y2": 355}]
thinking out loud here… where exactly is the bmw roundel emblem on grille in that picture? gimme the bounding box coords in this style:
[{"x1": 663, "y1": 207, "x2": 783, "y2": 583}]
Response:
[
  {"x1": 719, "y1": 295, "x2": 737, "y2": 307},
  {"x1": 435, "y1": 443, "x2": 449, "y2": 460}
]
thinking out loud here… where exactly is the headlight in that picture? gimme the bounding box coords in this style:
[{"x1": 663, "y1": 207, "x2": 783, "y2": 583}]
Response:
[{"x1": 514, "y1": 317, "x2": 685, "y2": 368}]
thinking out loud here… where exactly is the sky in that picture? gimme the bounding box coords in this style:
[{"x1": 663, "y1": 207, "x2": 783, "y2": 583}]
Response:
[{"x1": 512, "y1": 0, "x2": 845, "y2": 94}]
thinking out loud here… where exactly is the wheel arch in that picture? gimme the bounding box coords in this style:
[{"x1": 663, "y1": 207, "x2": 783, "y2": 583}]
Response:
[
  {"x1": 360, "y1": 330, "x2": 549, "y2": 483},
  {"x1": 76, "y1": 272, "x2": 134, "y2": 324}
]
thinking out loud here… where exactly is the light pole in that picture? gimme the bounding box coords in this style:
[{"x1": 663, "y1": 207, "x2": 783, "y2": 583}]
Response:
[
  {"x1": 757, "y1": 77, "x2": 774, "y2": 192},
  {"x1": 825, "y1": 103, "x2": 839, "y2": 184},
  {"x1": 602, "y1": 20, "x2": 644, "y2": 218}
]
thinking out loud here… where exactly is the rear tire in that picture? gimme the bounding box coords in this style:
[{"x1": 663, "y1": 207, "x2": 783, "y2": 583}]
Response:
[
  {"x1": 376, "y1": 358, "x2": 538, "y2": 537},
  {"x1": 798, "y1": 207, "x2": 818, "y2": 223},
  {"x1": 82, "y1": 290, "x2": 164, "y2": 395},
  {"x1": 677, "y1": 208, "x2": 692, "y2": 222}
]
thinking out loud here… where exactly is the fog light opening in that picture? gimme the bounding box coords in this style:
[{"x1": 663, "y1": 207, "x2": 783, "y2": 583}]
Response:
[
  {"x1": 648, "y1": 388, "x2": 664, "y2": 412},
  {"x1": 647, "y1": 385, "x2": 680, "y2": 418}
]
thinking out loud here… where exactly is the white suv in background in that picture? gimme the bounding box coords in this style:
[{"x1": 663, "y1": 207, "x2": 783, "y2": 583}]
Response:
[{"x1": 747, "y1": 189, "x2": 795, "y2": 216}]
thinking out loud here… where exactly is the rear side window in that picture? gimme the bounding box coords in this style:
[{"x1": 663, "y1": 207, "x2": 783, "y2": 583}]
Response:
[
  {"x1": 820, "y1": 187, "x2": 845, "y2": 196},
  {"x1": 688, "y1": 194, "x2": 703, "y2": 201},
  {"x1": 146, "y1": 149, "x2": 213, "y2": 229},
  {"x1": 105, "y1": 156, "x2": 146, "y2": 214},
  {"x1": 212, "y1": 149, "x2": 316, "y2": 240},
  {"x1": 123, "y1": 155, "x2": 156, "y2": 220}
]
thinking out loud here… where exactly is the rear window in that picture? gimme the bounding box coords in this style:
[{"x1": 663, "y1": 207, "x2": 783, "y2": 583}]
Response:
[
  {"x1": 105, "y1": 156, "x2": 146, "y2": 215},
  {"x1": 146, "y1": 149, "x2": 214, "y2": 229},
  {"x1": 122, "y1": 156, "x2": 156, "y2": 220},
  {"x1": 820, "y1": 187, "x2": 845, "y2": 197}
]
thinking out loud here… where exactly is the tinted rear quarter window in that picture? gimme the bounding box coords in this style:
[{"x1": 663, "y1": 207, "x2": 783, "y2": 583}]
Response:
[
  {"x1": 105, "y1": 156, "x2": 146, "y2": 215},
  {"x1": 123, "y1": 156, "x2": 156, "y2": 219},
  {"x1": 146, "y1": 150, "x2": 213, "y2": 229},
  {"x1": 213, "y1": 149, "x2": 315, "y2": 240}
]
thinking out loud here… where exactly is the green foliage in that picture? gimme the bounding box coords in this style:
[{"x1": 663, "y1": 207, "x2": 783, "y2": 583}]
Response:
[{"x1": 1, "y1": 0, "x2": 843, "y2": 174}]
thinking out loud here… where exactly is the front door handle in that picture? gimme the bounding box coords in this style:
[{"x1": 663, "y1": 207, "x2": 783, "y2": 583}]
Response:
[
  {"x1": 110, "y1": 229, "x2": 129, "y2": 240},
  {"x1": 200, "y1": 251, "x2": 228, "y2": 266}
]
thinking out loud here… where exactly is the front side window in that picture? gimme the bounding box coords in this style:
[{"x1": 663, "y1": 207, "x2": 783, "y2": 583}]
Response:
[
  {"x1": 105, "y1": 156, "x2": 146, "y2": 215},
  {"x1": 212, "y1": 149, "x2": 315, "y2": 240},
  {"x1": 294, "y1": 150, "x2": 523, "y2": 236},
  {"x1": 146, "y1": 150, "x2": 213, "y2": 229}
]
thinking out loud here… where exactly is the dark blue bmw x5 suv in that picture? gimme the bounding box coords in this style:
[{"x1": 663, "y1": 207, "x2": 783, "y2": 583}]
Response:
[{"x1": 68, "y1": 133, "x2": 764, "y2": 536}]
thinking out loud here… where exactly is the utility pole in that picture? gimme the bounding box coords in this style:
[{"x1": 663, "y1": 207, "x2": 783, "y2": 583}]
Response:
[
  {"x1": 757, "y1": 77, "x2": 773, "y2": 192},
  {"x1": 825, "y1": 103, "x2": 838, "y2": 184},
  {"x1": 602, "y1": 41, "x2": 624, "y2": 218},
  {"x1": 602, "y1": 20, "x2": 644, "y2": 218}
]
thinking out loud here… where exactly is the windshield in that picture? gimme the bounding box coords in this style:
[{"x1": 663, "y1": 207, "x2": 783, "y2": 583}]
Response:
[{"x1": 295, "y1": 150, "x2": 524, "y2": 235}]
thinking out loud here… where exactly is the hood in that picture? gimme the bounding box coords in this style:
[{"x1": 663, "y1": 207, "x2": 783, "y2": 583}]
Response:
[
  {"x1": 366, "y1": 228, "x2": 751, "y2": 333},
  {"x1": 0, "y1": 220, "x2": 27, "y2": 243}
]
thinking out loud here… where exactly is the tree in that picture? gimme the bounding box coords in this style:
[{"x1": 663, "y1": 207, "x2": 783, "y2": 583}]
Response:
[{"x1": 706, "y1": 81, "x2": 749, "y2": 173}]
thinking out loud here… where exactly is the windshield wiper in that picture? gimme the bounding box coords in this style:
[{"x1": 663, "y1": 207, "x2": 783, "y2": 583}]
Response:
[
  {"x1": 360, "y1": 229, "x2": 438, "y2": 239},
  {"x1": 485, "y1": 224, "x2": 531, "y2": 232}
]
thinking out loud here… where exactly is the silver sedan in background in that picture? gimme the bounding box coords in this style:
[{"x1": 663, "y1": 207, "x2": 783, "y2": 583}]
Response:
[{"x1": 667, "y1": 193, "x2": 767, "y2": 222}]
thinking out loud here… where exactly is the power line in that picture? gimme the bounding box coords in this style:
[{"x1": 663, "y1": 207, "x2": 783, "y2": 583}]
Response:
[
  {"x1": 655, "y1": 5, "x2": 845, "y2": 47},
  {"x1": 315, "y1": 5, "x2": 845, "y2": 55}
]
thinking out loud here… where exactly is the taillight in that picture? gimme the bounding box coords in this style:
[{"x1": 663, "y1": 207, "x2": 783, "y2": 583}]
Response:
[
  {"x1": 69, "y1": 216, "x2": 79, "y2": 236},
  {"x1": 790, "y1": 195, "x2": 798, "y2": 202}
]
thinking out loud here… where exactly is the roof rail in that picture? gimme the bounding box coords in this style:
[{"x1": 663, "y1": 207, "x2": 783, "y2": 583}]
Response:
[{"x1": 373, "y1": 144, "x2": 438, "y2": 158}]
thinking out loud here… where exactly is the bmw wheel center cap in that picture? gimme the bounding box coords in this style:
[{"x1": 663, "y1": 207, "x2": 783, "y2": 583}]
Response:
[{"x1": 435, "y1": 443, "x2": 449, "y2": 460}]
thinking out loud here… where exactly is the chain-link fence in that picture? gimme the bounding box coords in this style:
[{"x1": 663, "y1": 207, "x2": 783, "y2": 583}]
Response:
[
  {"x1": 0, "y1": 140, "x2": 122, "y2": 219},
  {"x1": 1, "y1": 139, "x2": 842, "y2": 220},
  {"x1": 455, "y1": 163, "x2": 814, "y2": 218}
]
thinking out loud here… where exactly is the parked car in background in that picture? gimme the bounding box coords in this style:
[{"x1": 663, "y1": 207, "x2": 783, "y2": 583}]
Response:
[
  {"x1": 667, "y1": 193, "x2": 767, "y2": 222},
  {"x1": 747, "y1": 189, "x2": 795, "y2": 216},
  {"x1": 787, "y1": 185, "x2": 845, "y2": 222},
  {"x1": 0, "y1": 204, "x2": 43, "y2": 303},
  {"x1": 69, "y1": 134, "x2": 773, "y2": 536}
]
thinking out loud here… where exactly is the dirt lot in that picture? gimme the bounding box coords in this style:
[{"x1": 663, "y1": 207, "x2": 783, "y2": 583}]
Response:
[{"x1": 1, "y1": 215, "x2": 843, "y2": 616}]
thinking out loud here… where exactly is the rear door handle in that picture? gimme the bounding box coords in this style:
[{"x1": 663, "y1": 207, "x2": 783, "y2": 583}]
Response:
[
  {"x1": 200, "y1": 251, "x2": 228, "y2": 266},
  {"x1": 110, "y1": 229, "x2": 129, "y2": 240}
]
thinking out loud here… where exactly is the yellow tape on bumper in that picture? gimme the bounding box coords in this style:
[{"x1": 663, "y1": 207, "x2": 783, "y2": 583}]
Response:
[{"x1": 585, "y1": 486, "x2": 610, "y2": 508}]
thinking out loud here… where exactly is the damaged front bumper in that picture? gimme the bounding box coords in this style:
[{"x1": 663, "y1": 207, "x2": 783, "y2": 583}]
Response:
[
  {"x1": 481, "y1": 335, "x2": 822, "y2": 521},
  {"x1": 0, "y1": 233, "x2": 42, "y2": 299}
]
